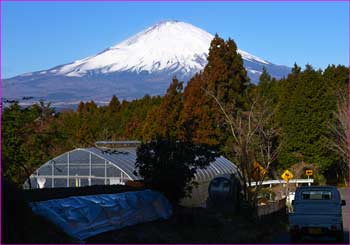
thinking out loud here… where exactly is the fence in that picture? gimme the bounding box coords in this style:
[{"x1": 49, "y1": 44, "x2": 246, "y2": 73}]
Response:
[{"x1": 249, "y1": 179, "x2": 314, "y2": 187}]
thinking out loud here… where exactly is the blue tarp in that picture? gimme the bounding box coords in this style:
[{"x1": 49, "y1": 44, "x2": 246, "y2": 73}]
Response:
[{"x1": 30, "y1": 189, "x2": 172, "y2": 241}]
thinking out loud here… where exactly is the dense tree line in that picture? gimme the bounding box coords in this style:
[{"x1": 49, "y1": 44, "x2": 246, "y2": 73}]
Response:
[
  {"x1": 2, "y1": 95, "x2": 162, "y2": 185},
  {"x1": 2, "y1": 35, "x2": 348, "y2": 187}
]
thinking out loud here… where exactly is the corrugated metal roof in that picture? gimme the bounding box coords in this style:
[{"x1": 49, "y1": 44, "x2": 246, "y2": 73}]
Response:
[{"x1": 85, "y1": 147, "x2": 238, "y2": 183}]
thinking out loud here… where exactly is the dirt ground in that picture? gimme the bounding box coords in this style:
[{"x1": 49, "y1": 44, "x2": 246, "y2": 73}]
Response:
[{"x1": 87, "y1": 206, "x2": 288, "y2": 244}]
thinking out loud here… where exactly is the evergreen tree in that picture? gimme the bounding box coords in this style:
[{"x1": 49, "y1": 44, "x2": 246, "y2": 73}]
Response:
[
  {"x1": 181, "y1": 35, "x2": 251, "y2": 146},
  {"x1": 277, "y1": 65, "x2": 336, "y2": 172},
  {"x1": 77, "y1": 101, "x2": 85, "y2": 114},
  {"x1": 142, "y1": 77, "x2": 184, "y2": 140},
  {"x1": 256, "y1": 67, "x2": 278, "y2": 104},
  {"x1": 181, "y1": 73, "x2": 218, "y2": 144},
  {"x1": 2, "y1": 102, "x2": 57, "y2": 186},
  {"x1": 108, "y1": 95, "x2": 121, "y2": 113}
]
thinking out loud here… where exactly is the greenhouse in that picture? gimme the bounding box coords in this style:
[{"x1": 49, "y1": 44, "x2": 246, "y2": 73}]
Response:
[{"x1": 25, "y1": 141, "x2": 239, "y2": 191}]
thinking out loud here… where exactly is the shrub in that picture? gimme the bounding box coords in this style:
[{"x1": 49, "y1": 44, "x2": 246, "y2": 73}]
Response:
[{"x1": 135, "y1": 139, "x2": 219, "y2": 203}]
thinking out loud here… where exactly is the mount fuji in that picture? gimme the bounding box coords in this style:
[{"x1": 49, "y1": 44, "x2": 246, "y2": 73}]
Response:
[{"x1": 3, "y1": 20, "x2": 291, "y2": 106}]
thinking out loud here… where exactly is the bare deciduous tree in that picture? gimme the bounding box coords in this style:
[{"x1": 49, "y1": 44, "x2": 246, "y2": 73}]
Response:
[
  {"x1": 203, "y1": 88, "x2": 280, "y2": 208},
  {"x1": 328, "y1": 90, "x2": 348, "y2": 185}
]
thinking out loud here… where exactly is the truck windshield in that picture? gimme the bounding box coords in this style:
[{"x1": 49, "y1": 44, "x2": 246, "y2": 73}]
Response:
[{"x1": 301, "y1": 191, "x2": 332, "y2": 200}]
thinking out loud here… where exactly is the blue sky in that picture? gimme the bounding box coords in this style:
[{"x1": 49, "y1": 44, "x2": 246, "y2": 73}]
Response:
[{"x1": 2, "y1": 1, "x2": 349, "y2": 78}]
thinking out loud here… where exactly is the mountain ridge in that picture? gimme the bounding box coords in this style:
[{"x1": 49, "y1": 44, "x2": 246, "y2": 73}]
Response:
[{"x1": 3, "y1": 20, "x2": 291, "y2": 106}]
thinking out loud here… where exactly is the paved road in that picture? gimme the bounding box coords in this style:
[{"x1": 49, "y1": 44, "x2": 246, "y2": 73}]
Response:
[
  {"x1": 273, "y1": 187, "x2": 349, "y2": 244},
  {"x1": 339, "y1": 188, "x2": 349, "y2": 234}
]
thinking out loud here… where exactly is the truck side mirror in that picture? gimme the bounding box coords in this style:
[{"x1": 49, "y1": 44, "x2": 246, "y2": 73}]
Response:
[
  {"x1": 291, "y1": 200, "x2": 295, "y2": 205},
  {"x1": 341, "y1": 200, "x2": 346, "y2": 206}
]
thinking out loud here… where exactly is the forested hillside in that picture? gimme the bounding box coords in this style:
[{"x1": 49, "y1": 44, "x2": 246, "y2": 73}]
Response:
[{"x1": 2, "y1": 35, "x2": 348, "y2": 187}]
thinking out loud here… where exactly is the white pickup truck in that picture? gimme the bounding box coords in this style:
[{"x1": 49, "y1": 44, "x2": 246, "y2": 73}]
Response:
[{"x1": 289, "y1": 186, "x2": 346, "y2": 243}]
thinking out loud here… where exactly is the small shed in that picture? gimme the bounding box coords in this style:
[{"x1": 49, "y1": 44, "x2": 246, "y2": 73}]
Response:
[{"x1": 207, "y1": 174, "x2": 242, "y2": 211}]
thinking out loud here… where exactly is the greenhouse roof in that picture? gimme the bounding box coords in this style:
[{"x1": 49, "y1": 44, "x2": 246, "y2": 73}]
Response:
[
  {"x1": 30, "y1": 147, "x2": 239, "y2": 185},
  {"x1": 86, "y1": 147, "x2": 139, "y2": 180},
  {"x1": 84, "y1": 147, "x2": 238, "y2": 183},
  {"x1": 94, "y1": 141, "x2": 141, "y2": 148}
]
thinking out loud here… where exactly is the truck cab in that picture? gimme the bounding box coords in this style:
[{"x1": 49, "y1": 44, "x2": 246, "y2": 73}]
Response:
[{"x1": 289, "y1": 186, "x2": 346, "y2": 243}]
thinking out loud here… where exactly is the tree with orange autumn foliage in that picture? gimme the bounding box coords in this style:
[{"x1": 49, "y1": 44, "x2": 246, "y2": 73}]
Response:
[
  {"x1": 181, "y1": 35, "x2": 251, "y2": 147},
  {"x1": 142, "y1": 77, "x2": 184, "y2": 140}
]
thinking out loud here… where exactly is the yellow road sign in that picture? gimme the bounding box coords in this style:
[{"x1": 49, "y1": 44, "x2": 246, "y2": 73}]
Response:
[
  {"x1": 306, "y1": 169, "x2": 313, "y2": 176},
  {"x1": 281, "y1": 169, "x2": 294, "y2": 182}
]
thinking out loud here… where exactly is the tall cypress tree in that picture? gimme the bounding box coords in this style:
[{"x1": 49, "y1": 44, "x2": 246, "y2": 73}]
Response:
[
  {"x1": 142, "y1": 77, "x2": 184, "y2": 140},
  {"x1": 108, "y1": 95, "x2": 121, "y2": 113},
  {"x1": 181, "y1": 35, "x2": 250, "y2": 146}
]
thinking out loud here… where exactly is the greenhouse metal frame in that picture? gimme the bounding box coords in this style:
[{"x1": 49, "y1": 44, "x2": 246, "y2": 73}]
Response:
[{"x1": 25, "y1": 146, "x2": 239, "y2": 189}]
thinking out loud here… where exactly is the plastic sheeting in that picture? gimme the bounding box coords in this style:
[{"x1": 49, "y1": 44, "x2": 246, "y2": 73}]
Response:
[{"x1": 30, "y1": 190, "x2": 172, "y2": 241}]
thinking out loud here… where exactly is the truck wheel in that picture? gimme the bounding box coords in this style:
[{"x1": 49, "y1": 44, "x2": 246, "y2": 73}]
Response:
[{"x1": 336, "y1": 224, "x2": 344, "y2": 243}]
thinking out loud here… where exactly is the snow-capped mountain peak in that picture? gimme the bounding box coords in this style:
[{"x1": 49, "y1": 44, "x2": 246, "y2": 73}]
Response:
[
  {"x1": 4, "y1": 20, "x2": 291, "y2": 105},
  {"x1": 56, "y1": 21, "x2": 211, "y2": 77},
  {"x1": 55, "y1": 20, "x2": 269, "y2": 77}
]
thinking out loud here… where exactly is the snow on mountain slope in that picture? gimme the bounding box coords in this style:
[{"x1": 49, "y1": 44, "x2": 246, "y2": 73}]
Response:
[
  {"x1": 56, "y1": 21, "x2": 212, "y2": 76},
  {"x1": 52, "y1": 20, "x2": 270, "y2": 77},
  {"x1": 3, "y1": 20, "x2": 291, "y2": 105}
]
